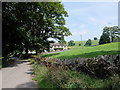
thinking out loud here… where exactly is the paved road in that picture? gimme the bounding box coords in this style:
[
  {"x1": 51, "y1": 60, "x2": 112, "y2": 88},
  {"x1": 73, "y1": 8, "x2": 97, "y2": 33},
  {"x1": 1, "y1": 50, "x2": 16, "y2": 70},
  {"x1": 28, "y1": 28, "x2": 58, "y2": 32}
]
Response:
[{"x1": 2, "y1": 59, "x2": 38, "y2": 88}]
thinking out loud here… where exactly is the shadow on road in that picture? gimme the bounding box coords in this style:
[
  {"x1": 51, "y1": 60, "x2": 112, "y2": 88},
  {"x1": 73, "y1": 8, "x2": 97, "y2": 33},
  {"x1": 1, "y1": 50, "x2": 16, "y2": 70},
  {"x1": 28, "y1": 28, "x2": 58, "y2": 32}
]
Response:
[
  {"x1": 3, "y1": 59, "x2": 30, "y2": 68},
  {"x1": 15, "y1": 81, "x2": 38, "y2": 89}
]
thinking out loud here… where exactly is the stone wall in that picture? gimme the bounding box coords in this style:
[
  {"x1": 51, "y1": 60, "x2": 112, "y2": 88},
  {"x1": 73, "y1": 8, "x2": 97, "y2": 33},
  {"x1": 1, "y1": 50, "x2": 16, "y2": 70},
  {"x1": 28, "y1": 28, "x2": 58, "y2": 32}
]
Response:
[{"x1": 35, "y1": 54, "x2": 120, "y2": 78}]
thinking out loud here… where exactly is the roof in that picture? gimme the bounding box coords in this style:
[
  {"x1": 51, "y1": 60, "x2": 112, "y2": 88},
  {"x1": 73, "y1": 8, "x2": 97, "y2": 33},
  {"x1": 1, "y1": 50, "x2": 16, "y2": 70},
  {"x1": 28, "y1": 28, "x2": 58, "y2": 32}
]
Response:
[{"x1": 50, "y1": 43, "x2": 67, "y2": 47}]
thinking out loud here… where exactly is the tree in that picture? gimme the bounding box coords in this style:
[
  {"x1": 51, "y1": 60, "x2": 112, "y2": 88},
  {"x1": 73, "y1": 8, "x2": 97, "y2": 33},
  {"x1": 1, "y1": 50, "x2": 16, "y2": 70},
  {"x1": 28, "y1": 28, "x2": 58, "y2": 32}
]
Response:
[
  {"x1": 68, "y1": 40, "x2": 75, "y2": 46},
  {"x1": 99, "y1": 32, "x2": 110, "y2": 45},
  {"x1": 94, "y1": 37, "x2": 97, "y2": 40},
  {"x1": 84, "y1": 39, "x2": 92, "y2": 46},
  {"x1": 78, "y1": 43, "x2": 81, "y2": 46},
  {"x1": 99, "y1": 26, "x2": 120, "y2": 45},
  {"x1": 2, "y1": 2, "x2": 71, "y2": 57}
]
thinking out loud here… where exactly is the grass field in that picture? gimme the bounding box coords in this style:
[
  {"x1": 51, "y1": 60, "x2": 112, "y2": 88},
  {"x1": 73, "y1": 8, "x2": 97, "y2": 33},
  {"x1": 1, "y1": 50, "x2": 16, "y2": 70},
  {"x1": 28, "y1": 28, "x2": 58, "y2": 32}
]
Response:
[
  {"x1": 42, "y1": 42, "x2": 120, "y2": 59},
  {"x1": 70, "y1": 40, "x2": 99, "y2": 47}
]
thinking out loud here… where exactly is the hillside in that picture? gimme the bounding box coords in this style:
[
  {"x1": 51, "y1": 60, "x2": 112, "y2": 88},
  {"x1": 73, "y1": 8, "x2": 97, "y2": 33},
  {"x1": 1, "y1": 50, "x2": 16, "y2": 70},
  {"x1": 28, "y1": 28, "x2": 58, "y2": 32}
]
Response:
[
  {"x1": 67, "y1": 40, "x2": 99, "y2": 48},
  {"x1": 42, "y1": 42, "x2": 120, "y2": 59},
  {"x1": 74, "y1": 40, "x2": 99, "y2": 46}
]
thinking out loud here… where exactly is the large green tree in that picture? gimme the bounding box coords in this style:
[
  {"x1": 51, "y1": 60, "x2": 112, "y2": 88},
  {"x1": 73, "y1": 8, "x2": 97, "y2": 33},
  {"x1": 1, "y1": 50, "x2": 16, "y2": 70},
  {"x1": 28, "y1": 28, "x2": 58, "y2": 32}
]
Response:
[
  {"x1": 2, "y1": 2, "x2": 71, "y2": 57},
  {"x1": 99, "y1": 26, "x2": 120, "y2": 45}
]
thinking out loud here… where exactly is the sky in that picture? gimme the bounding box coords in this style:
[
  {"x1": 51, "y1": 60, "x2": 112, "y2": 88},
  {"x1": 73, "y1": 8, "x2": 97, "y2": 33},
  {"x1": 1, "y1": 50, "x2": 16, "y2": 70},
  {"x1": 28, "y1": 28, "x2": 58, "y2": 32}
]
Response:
[{"x1": 62, "y1": 2, "x2": 118, "y2": 41}]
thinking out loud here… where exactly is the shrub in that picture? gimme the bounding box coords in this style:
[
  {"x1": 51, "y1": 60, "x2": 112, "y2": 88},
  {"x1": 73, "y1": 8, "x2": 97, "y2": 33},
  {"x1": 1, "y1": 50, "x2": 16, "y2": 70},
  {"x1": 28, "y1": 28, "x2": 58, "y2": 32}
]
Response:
[
  {"x1": 78, "y1": 43, "x2": 81, "y2": 46},
  {"x1": 94, "y1": 37, "x2": 98, "y2": 40},
  {"x1": 54, "y1": 48, "x2": 63, "y2": 51},
  {"x1": 84, "y1": 39, "x2": 92, "y2": 46},
  {"x1": 68, "y1": 40, "x2": 75, "y2": 46}
]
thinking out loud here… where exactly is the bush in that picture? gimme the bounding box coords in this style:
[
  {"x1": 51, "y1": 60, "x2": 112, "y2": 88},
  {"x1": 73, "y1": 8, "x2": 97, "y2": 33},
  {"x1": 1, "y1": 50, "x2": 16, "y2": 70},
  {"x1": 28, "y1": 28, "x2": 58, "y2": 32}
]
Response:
[
  {"x1": 78, "y1": 43, "x2": 81, "y2": 46},
  {"x1": 84, "y1": 39, "x2": 92, "y2": 46},
  {"x1": 54, "y1": 48, "x2": 63, "y2": 51},
  {"x1": 68, "y1": 40, "x2": 75, "y2": 46},
  {"x1": 99, "y1": 33, "x2": 110, "y2": 45},
  {"x1": 94, "y1": 37, "x2": 97, "y2": 40}
]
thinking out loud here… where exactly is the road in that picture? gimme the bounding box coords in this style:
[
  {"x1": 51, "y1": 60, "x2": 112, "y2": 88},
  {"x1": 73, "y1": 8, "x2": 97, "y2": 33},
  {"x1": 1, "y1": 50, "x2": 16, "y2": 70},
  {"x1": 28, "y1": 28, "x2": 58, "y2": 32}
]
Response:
[{"x1": 2, "y1": 59, "x2": 38, "y2": 88}]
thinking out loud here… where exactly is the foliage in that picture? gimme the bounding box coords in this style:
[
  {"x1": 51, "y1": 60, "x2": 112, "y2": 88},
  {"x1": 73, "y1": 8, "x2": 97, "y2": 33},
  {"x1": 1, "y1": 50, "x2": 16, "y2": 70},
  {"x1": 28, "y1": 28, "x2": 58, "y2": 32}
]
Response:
[
  {"x1": 2, "y1": 2, "x2": 71, "y2": 57},
  {"x1": 42, "y1": 42, "x2": 120, "y2": 59},
  {"x1": 99, "y1": 26, "x2": 120, "y2": 45},
  {"x1": 78, "y1": 43, "x2": 81, "y2": 46},
  {"x1": 84, "y1": 39, "x2": 92, "y2": 46},
  {"x1": 94, "y1": 37, "x2": 98, "y2": 40},
  {"x1": 99, "y1": 31, "x2": 110, "y2": 45},
  {"x1": 68, "y1": 40, "x2": 75, "y2": 46},
  {"x1": 54, "y1": 48, "x2": 63, "y2": 51}
]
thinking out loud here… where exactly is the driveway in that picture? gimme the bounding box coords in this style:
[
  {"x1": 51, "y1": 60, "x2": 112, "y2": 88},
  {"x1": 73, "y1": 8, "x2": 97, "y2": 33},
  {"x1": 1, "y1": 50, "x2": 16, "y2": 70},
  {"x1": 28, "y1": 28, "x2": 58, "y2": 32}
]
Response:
[{"x1": 1, "y1": 59, "x2": 38, "y2": 89}]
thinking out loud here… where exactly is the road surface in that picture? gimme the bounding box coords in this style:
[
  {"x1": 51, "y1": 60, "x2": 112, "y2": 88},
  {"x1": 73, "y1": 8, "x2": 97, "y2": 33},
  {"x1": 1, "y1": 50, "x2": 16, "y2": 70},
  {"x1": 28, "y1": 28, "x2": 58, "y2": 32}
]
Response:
[{"x1": 2, "y1": 59, "x2": 38, "y2": 88}]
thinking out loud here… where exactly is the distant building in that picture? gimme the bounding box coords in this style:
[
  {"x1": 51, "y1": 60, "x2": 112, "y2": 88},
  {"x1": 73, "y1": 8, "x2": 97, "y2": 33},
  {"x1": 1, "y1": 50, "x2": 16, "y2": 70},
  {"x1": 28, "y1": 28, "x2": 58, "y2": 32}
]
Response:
[{"x1": 50, "y1": 43, "x2": 67, "y2": 52}]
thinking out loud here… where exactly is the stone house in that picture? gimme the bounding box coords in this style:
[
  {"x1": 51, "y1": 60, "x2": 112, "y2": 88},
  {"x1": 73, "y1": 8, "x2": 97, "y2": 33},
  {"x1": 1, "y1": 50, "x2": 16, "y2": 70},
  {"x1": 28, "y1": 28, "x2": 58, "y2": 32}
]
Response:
[{"x1": 50, "y1": 43, "x2": 67, "y2": 52}]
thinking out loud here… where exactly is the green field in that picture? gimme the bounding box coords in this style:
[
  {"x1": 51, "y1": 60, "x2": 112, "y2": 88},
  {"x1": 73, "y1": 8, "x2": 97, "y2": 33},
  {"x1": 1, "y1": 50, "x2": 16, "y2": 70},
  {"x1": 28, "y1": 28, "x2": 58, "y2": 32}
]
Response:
[
  {"x1": 42, "y1": 42, "x2": 120, "y2": 59},
  {"x1": 71, "y1": 40, "x2": 99, "y2": 47}
]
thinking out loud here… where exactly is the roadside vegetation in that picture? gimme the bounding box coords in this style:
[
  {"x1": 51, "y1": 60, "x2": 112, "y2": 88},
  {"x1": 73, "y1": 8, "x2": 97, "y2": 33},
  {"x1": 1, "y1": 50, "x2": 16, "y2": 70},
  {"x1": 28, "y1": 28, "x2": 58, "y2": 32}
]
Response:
[{"x1": 29, "y1": 57, "x2": 120, "y2": 89}]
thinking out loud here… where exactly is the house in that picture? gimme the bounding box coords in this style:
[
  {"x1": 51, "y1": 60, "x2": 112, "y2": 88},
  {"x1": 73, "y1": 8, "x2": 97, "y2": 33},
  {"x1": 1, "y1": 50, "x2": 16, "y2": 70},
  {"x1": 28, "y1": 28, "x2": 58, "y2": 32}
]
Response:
[{"x1": 50, "y1": 43, "x2": 67, "y2": 52}]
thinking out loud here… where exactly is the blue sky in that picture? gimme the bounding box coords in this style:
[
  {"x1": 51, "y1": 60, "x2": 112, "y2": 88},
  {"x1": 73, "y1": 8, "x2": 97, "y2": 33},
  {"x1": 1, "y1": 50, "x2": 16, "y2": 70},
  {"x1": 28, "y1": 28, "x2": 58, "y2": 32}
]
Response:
[{"x1": 62, "y1": 2, "x2": 118, "y2": 41}]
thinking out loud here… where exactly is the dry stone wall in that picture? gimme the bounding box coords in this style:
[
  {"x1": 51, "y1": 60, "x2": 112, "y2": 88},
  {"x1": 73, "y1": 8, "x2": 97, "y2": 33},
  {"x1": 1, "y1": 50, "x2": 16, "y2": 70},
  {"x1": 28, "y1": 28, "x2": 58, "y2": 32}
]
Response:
[{"x1": 35, "y1": 54, "x2": 120, "y2": 78}]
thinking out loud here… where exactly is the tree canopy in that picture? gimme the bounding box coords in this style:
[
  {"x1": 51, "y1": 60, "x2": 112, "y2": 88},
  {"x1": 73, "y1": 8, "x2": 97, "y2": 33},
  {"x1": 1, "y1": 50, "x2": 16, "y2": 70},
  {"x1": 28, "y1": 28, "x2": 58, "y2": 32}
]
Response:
[
  {"x1": 84, "y1": 39, "x2": 92, "y2": 46},
  {"x1": 2, "y1": 2, "x2": 71, "y2": 57},
  {"x1": 99, "y1": 26, "x2": 120, "y2": 45},
  {"x1": 68, "y1": 40, "x2": 75, "y2": 46}
]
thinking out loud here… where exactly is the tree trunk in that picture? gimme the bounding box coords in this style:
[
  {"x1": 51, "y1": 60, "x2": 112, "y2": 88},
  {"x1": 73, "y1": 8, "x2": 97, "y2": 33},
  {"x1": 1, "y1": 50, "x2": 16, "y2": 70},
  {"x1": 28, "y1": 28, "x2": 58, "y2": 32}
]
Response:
[{"x1": 25, "y1": 47, "x2": 28, "y2": 55}]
